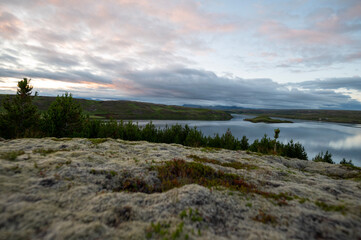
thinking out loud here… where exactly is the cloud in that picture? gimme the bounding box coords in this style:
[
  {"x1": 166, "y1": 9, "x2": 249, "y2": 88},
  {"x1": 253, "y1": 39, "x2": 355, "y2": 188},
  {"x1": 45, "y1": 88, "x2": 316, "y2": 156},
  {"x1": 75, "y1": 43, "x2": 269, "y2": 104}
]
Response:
[
  {"x1": 0, "y1": 67, "x2": 112, "y2": 85},
  {"x1": 297, "y1": 77, "x2": 361, "y2": 91},
  {"x1": 120, "y1": 67, "x2": 361, "y2": 109},
  {"x1": 0, "y1": 10, "x2": 22, "y2": 39},
  {"x1": 0, "y1": 1, "x2": 360, "y2": 110},
  {"x1": 254, "y1": 1, "x2": 361, "y2": 70}
]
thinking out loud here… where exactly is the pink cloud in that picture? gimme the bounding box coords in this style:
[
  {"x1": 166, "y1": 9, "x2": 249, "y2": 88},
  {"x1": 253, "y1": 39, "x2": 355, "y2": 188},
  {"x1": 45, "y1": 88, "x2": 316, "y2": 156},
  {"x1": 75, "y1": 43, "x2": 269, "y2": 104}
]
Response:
[
  {"x1": 0, "y1": 11, "x2": 22, "y2": 39},
  {"x1": 258, "y1": 20, "x2": 348, "y2": 45}
]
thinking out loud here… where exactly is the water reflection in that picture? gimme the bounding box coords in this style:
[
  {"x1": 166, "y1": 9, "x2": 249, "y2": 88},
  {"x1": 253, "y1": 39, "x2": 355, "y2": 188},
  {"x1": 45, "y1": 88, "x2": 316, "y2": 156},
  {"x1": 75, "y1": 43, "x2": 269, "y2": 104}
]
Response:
[
  {"x1": 132, "y1": 114, "x2": 361, "y2": 166},
  {"x1": 329, "y1": 134, "x2": 361, "y2": 150}
]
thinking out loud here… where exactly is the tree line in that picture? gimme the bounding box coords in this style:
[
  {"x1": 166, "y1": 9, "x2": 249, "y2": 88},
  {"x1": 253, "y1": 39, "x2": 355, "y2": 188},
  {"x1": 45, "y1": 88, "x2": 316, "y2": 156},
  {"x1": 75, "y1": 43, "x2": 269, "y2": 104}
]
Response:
[{"x1": 1, "y1": 78, "x2": 353, "y2": 164}]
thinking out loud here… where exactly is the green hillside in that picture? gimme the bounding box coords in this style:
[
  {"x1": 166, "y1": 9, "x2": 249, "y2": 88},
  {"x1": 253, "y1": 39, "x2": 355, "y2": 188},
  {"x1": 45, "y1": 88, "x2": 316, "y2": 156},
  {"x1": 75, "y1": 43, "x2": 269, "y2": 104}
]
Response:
[{"x1": 0, "y1": 95, "x2": 232, "y2": 120}]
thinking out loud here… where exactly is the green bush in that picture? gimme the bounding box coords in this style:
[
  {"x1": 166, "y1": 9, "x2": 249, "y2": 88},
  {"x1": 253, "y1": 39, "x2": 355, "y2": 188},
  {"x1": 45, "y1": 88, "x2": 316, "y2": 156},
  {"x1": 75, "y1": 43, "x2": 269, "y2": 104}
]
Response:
[
  {"x1": 312, "y1": 151, "x2": 334, "y2": 164},
  {"x1": 340, "y1": 158, "x2": 353, "y2": 166},
  {"x1": 281, "y1": 140, "x2": 308, "y2": 160}
]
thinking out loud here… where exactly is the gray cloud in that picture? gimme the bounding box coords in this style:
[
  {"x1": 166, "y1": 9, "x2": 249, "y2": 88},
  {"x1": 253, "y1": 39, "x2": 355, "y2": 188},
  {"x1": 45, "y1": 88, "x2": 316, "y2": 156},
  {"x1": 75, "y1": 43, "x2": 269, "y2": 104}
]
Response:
[
  {"x1": 297, "y1": 77, "x2": 361, "y2": 91},
  {"x1": 0, "y1": 67, "x2": 112, "y2": 85},
  {"x1": 121, "y1": 67, "x2": 361, "y2": 109}
]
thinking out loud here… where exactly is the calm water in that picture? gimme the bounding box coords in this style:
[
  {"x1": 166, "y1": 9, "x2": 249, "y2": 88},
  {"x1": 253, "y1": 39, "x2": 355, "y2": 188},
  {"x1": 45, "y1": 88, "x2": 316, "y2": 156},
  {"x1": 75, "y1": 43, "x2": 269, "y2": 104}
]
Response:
[{"x1": 132, "y1": 114, "x2": 361, "y2": 166}]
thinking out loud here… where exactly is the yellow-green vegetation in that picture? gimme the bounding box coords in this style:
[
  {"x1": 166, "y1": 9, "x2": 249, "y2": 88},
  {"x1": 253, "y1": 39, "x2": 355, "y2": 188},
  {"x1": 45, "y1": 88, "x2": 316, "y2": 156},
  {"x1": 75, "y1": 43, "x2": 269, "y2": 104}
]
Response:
[
  {"x1": 244, "y1": 116, "x2": 293, "y2": 123},
  {"x1": 89, "y1": 138, "x2": 108, "y2": 144},
  {"x1": 145, "y1": 221, "x2": 185, "y2": 240},
  {"x1": 179, "y1": 208, "x2": 203, "y2": 222},
  {"x1": 188, "y1": 154, "x2": 258, "y2": 170},
  {"x1": 33, "y1": 148, "x2": 58, "y2": 156},
  {"x1": 315, "y1": 201, "x2": 346, "y2": 213},
  {"x1": 51, "y1": 138, "x2": 73, "y2": 141},
  {"x1": 0, "y1": 150, "x2": 25, "y2": 161},
  {"x1": 89, "y1": 169, "x2": 118, "y2": 176}
]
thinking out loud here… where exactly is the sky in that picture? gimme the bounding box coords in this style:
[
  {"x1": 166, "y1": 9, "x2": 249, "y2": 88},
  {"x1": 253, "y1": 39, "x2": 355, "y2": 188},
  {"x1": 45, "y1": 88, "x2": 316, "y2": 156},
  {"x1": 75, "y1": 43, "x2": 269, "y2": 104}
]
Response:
[{"x1": 0, "y1": 0, "x2": 360, "y2": 109}]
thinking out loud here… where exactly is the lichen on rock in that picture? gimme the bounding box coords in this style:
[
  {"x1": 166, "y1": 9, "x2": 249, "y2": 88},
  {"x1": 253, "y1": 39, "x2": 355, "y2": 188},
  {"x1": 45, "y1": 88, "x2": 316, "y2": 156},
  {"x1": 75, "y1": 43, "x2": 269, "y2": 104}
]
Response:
[{"x1": 0, "y1": 138, "x2": 360, "y2": 239}]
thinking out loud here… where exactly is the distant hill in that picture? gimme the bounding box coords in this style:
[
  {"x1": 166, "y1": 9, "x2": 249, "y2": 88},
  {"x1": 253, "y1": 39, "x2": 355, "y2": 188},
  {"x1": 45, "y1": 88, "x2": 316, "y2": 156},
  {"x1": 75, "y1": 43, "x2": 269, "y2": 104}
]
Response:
[
  {"x1": 0, "y1": 94, "x2": 232, "y2": 120},
  {"x1": 230, "y1": 109, "x2": 361, "y2": 124},
  {"x1": 183, "y1": 104, "x2": 245, "y2": 110}
]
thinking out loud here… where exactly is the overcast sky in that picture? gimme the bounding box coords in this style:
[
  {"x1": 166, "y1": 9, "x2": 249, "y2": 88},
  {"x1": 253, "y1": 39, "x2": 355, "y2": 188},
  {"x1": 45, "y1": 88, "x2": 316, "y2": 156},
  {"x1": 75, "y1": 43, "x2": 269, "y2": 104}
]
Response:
[{"x1": 0, "y1": 0, "x2": 360, "y2": 109}]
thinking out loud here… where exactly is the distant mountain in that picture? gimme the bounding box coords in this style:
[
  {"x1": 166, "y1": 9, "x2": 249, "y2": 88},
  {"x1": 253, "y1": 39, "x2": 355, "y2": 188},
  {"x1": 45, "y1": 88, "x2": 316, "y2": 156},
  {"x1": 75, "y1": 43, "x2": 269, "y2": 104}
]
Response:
[{"x1": 183, "y1": 104, "x2": 246, "y2": 110}]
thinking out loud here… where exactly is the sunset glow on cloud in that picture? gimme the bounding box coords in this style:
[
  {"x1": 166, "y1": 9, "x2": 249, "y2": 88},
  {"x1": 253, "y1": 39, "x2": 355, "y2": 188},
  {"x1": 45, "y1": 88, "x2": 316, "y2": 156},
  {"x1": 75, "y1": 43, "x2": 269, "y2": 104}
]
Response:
[{"x1": 0, "y1": 0, "x2": 360, "y2": 109}]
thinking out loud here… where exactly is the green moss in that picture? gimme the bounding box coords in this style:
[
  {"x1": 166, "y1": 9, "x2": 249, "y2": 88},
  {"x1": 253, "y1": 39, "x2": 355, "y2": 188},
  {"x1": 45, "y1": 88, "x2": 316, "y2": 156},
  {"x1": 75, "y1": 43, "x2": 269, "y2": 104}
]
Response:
[
  {"x1": 0, "y1": 150, "x2": 25, "y2": 161},
  {"x1": 188, "y1": 155, "x2": 258, "y2": 170},
  {"x1": 89, "y1": 138, "x2": 108, "y2": 144},
  {"x1": 51, "y1": 138, "x2": 73, "y2": 141},
  {"x1": 180, "y1": 208, "x2": 203, "y2": 222},
  {"x1": 90, "y1": 169, "x2": 118, "y2": 177},
  {"x1": 146, "y1": 222, "x2": 170, "y2": 239},
  {"x1": 145, "y1": 221, "x2": 185, "y2": 240},
  {"x1": 200, "y1": 147, "x2": 221, "y2": 153},
  {"x1": 33, "y1": 148, "x2": 58, "y2": 156},
  {"x1": 315, "y1": 201, "x2": 346, "y2": 213}
]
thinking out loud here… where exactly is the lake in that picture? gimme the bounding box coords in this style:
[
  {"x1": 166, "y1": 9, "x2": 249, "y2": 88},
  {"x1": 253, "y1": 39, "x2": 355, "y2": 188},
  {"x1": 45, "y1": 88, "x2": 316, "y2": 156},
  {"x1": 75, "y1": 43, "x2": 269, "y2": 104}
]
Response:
[{"x1": 133, "y1": 114, "x2": 361, "y2": 166}]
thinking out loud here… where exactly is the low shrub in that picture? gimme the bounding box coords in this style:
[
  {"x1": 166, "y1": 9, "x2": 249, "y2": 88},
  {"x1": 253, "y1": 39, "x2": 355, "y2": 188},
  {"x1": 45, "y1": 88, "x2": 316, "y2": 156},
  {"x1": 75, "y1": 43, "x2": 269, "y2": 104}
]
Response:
[{"x1": 312, "y1": 151, "x2": 334, "y2": 164}]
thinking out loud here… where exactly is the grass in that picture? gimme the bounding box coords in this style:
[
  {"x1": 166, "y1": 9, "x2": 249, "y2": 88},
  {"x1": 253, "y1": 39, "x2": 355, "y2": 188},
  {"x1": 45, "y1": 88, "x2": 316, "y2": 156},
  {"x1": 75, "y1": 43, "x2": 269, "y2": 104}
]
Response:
[
  {"x1": 145, "y1": 221, "x2": 185, "y2": 240},
  {"x1": 89, "y1": 169, "x2": 118, "y2": 177},
  {"x1": 0, "y1": 150, "x2": 25, "y2": 161},
  {"x1": 33, "y1": 148, "x2": 58, "y2": 156},
  {"x1": 180, "y1": 208, "x2": 203, "y2": 222},
  {"x1": 244, "y1": 116, "x2": 293, "y2": 124},
  {"x1": 89, "y1": 138, "x2": 108, "y2": 144},
  {"x1": 51, "y1": 138, "x2": 73, "y2": 141},
  {"x1": 315, "y1": 201, "x2": 346, "y2": 213},
  {"x1": 188, "y1": 154, "x2": 258, "y2": 170},
  {"x1": 149, "y1": 159, "x2": 293, "y2": 205}
]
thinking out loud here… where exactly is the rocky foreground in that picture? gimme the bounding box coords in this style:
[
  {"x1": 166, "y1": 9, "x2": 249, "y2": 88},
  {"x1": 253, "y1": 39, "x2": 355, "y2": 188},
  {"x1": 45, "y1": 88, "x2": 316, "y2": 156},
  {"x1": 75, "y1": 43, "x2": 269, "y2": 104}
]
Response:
[{"x1": 0, "y1": 138, "x2": 360, "y2": 240}]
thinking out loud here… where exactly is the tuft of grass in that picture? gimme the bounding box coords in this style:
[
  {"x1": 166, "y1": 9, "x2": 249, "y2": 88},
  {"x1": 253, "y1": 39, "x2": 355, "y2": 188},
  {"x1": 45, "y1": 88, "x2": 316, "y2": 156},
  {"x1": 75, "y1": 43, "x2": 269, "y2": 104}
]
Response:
[
  {"x1": 110, "y1": 159, "x2": 294, "y2": 205},
  {"x1": 315, "y1": 201, "x2": 346, "y2": 213},
  {"x1": 90, "y1": 138, "x2": 108, "y2": 145},
  {"x1": 0, "y1": 150, "x2": 25, "y2": 161},
  {"x1": 200, "y1": 147, "x2": 220, "y2": 153},
  {"x1": 188, "y1": 155, "x2": 258, "y2": 170},
  {"x1": 246, "y1": 203, "x2": 252, "y2": 208},
  {"x1": 154, "y1": 159, "x2": 292, "y2": 205},
  {"x1": 51, "y1": 138, "x2": 72, "y2": 141},
  {"x1": 33, "y1": 148, "x2": 58, "y2": 156},
  {"x1": 153, "y1": 159, "x2": 257, "y2": 193},
  {"x1": 180, "y1": 208, "x2": 203, "y2": 222},
  {"x1": 252, "y1": 210, "x2": 277, "y2": 225},
  {"x1": 89, "y1": 138, "x2": 108, "y2": 145},
  {"x1": 146, "y1": 222, "x2": 170, "y2": 239},
  {"x1": 145, "y1": 221, "x2": 185, "y2": 240}
]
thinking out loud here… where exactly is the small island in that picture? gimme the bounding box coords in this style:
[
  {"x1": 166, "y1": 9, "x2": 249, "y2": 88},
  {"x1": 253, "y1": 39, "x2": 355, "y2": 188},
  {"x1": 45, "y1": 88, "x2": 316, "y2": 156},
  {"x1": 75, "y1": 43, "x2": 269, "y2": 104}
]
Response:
[{"x1": 244, "y1": 116, "x2": 293, "y2": 123}]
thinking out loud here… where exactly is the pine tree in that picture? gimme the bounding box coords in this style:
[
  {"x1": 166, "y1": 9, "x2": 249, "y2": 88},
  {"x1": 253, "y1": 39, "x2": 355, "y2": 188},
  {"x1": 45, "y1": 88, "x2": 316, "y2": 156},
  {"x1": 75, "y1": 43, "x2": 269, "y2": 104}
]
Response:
[
  {"x1": 0, "y1": 78, "x2": 40, "y2": 138},
  {"x1": 42, "y1": 93, "x2": 85, "y2": 137}
]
